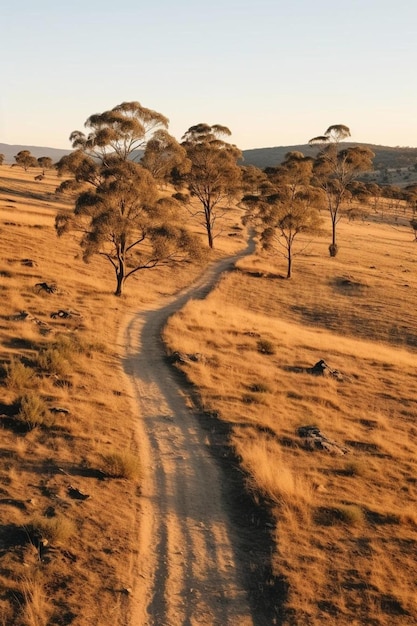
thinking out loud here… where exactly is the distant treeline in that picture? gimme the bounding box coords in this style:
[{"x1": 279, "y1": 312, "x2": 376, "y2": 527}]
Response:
[
  {"x1": 241, "y1": 143, "x2": 417, "y2": 171},
  {"x1": 2, "y1": 141, "x2": 417, "y2": 173}
]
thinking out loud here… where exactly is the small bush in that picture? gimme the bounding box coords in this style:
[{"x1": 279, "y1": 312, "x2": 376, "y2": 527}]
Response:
[
  {"x1": 100, "y1": 450, "x2": 141, "y2": 480},
  {"x1": 336, "y1": 504, "x2": 365, "y2": 526},
  {"x1": 28, "y1": 514, "x2": 76, "y2": 544},
  {"x1": 17, "y1": 395, "x2": 54, "y2": 430},
  {"x1": 314, "y1": 504, "x2": 365, "y2": 526},
  {"x1": 242, "y1": 393, "x2": 261, "y2": 404},
  {"x1": 343, "y1": 460, "x2": 366, "y2": 477},
  {"x1": 256, "y1": 339, "x2": 276, "y2": 355},
  {"x1": 248, "y1": 381, "x2": 271, "y2": 393},
  {"x1": 5, "y1": 358, "x2": 36, "y2": 391},
  {"x1": 20, "y1": 571, "x2": 51, "y2": 626},
  {"x1": 36, "y1": 347, "x2": 70, "y2": 377}
]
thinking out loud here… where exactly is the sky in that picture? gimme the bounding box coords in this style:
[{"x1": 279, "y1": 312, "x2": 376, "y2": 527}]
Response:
[{"x1": 2, "y1": 0, "x2": 417, "y2": 151}]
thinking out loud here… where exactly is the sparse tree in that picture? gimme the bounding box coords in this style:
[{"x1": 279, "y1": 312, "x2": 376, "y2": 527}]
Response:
[
  {"x1": 0, "y1": 154, "x2": 5, "y2": 166},
  {"x1": 240, "y1": 165, "x2": 269, "y2": 195},
  {"x1": 55, "y1": 102, "x2": 203, "y2": 296},
  {"x1": 309, "y1": 125, "x2": 374, "y2": 256},
  {"x1": 14, "y1": 150, "x2": 38, "y2": 171},
  {"x1": 141, "y1": 129, "x2": 189, "y2": 182},
  {"x1": 178, "y1": 123, "x2": 242, "y2": 248},
  {"x1": 69, "y1": 100, "x2": 169, "y2": 162},
  {"x1": 37, "y1": 156, "x2": 53, "y2": 174},
  {"x1": 242, "y1": 152, "x2": 323, "y2": 278}
]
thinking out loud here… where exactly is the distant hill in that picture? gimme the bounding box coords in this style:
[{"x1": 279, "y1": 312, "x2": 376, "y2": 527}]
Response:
[
  {"x1": 2, "y1": 141, "x2": 417, "y2": 175},
  {"x1": 0, "y1": 143, "x2": 71, "y2": 164},
  {"x1": 241, "y1": 143, "x2": 417, "y2": 171}
]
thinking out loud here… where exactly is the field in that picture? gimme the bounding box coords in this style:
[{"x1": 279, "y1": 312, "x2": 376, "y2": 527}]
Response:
[
  {"x1": 163, "y1": 217, "x2": 417, "y2": 623},
  {"x1": 1, "y1": 164, "x2": 417, "y2": 625}
]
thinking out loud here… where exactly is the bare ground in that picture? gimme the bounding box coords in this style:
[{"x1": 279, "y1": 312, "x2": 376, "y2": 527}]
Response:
[{"x1": 121, "y1": 238, "x2": 284, "y2": 625}]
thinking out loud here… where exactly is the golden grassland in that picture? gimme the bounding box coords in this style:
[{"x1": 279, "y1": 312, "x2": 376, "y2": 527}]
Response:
[
  {"x1": 0, "y1": 165, "x2": 246, "y2": 625},
  {"x1": 1, "y1": 163, "x2": 417, "y2": 625},
  {"x1": 163, "y1": 219, "x2": 417, "y2": 624}
]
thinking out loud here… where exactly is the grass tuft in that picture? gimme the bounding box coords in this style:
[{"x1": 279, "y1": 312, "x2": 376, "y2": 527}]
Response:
[
  {"x1": 100, "y1": 449, "x2": 142, "y2": 480},
  {"x1": 28, "y1": 514, "x2": 76, "y2": 544},
  {"x1": 17, "y1": 395, "x2": 54, "y2": 430},
  {"x1": 5, "y1": 358, "x2": 36, "y2": 391}
]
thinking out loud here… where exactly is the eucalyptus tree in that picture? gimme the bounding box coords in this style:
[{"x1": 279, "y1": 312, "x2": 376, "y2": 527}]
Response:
[
  {"x1": 14, "y1": 150, "x2": 37, "y2": 171},
  {"x1": 55, "y1": 102, "x2": 202, "y2": 296},
  {"x1": 37, "y1": 156, "x2": 53, "y2": 174},
  {"x1": 178, "y1": 123, "x2": 242, "y2": 249},
  {"x1": 242, "y1": 152, "x2": 323, "y2": 278},
  {"x1": 309, "y1": 124, "x2": 374, "y2": 256},
  {"x1": 240, "y1": 165, "x2": 269, "y2": 195}
]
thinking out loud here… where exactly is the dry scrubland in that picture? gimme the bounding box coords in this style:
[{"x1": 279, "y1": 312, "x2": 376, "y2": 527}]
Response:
[
  {"x1": 0, "y1": 166, "x2": 243, "y2": 625},
  {"x1": 164, "y1": 218, "x2": 417, "y2": 623},
  {"x1": 1, "y1": 164, "x2": 417, "y2": 625}
]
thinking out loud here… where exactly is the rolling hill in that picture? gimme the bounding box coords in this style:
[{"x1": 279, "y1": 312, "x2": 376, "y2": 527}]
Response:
[{"x1": 2, "y1": 141, "x2": 417, "y2": 174}]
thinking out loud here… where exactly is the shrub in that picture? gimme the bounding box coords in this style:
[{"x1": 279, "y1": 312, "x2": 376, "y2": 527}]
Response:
[
  {"x1": 17, "y1": 395, "x2": 54, "y2": 430},
  {"x1": 5, "y1": 358, "x2": 36, "y2": 391},
  {"x1": 343, "y1": 460, "x2": 366, "y2": 477},
  {"x1": 248, "y1": 381, "x2": 271, "y2": 393},
  {"x1": 242, "y1": 393, "x2": 261, "y2": 404},
  {"x1": 28, "y1": 514, "x2": 76, "y2": 544},
  {"x1": 20, "y1": 571, "x2": 51, "y2": 626},
  {"x1": 336, "y1": 504, "x2": 365, "y2": 526},
  {"x1": 100, "y1": 450, "x2": 141, "y2": 480},
  {"x1": 36, "y1": 347, "x2": 70, "y2": 377},
  {"x1": 256, "y1": 339, "x2": 276, "y2": 355}
]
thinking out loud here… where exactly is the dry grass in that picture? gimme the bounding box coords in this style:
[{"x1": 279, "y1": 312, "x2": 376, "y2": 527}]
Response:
[
  {"x1": 163, "y1": 217, "x2": 417, "y2": 624},
  {"x1": 0, "y1": 165, "x2": 246, "y2": 625}
]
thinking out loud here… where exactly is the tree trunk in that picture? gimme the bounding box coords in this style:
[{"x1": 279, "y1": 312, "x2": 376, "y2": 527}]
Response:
[
  {"x1": 329, "y1": 215, "x2": 338, "y2": 257},
  {"x1": 115, "y1": 260, "x2": 125, "y2": 296},
  {"x1": 205, "y1": 205, "x2": 214, "y2": 249},
  {"x1": 286, "y1": 247, "x2": 292, "y2": 279}
]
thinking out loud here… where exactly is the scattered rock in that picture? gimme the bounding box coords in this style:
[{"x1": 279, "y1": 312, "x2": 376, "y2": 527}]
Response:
[
  {"x1": 35, "y1": 282, "x2": 58, "y2": 294},
  {"x1": 307, "y1": 359, "x2": 343, "y2": 381},
  {"x1": 67, "y1": 486, "x2": 90, "y2": 501},
  {"x1": 50, "y1": 407, "x2": 70, "y2": 415},
  {"x1": 169, "y1": 351, "x2": 206, "y2": 364},
  {"x1": 297, "y1": 425, "x2": 349, "y2": 455},
  {"x1": 11, "y1": 310, "x2": 51, "y2": 333},
  {"x1": 50, "y1": 309, "x2": 82, "y2": 319},
  {"x1": 21, "y1": 258, "x2": 37, "y2": 267}
]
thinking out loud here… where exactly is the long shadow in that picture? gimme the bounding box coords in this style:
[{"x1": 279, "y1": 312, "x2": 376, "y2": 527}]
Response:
[{"x1": 123, "y1": 236, "x2": 287, "y2": 625}]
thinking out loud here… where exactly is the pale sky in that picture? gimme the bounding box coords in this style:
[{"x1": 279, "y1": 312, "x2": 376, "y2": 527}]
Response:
[{"x1": 2, "y1": 0, "x2": 416, "y2": 151}]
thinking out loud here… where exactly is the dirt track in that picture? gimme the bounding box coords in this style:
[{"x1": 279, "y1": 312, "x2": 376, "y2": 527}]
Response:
[{"x1": 121, "y1": 238, "x2": 279, "y2": 626}]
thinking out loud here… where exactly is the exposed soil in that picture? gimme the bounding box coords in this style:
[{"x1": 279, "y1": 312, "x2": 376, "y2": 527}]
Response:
[{"x1": 121, "y1": 239, "x2": 283, "y2": 625}]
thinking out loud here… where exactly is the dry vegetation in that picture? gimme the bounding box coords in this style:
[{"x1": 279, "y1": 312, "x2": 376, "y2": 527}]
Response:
[
  {"x1": 2, "y1": 163, "x2": 417, "y2": 625},
  {"x1": 0, "y1": 165, "x2": 245, "y2": 625},
  {"x1": 163, "y1": 216, "x2": 417, "y2": 624}
]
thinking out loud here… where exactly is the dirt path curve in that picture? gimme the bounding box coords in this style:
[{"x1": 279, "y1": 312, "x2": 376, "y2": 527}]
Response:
[{"x1": 121, "y1": 237, "x2": 261, "y2": 626}]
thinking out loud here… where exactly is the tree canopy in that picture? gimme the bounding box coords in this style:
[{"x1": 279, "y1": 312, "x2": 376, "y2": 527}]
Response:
[
  {"x1": 14, "y1": 150, "x2": 38, "y2": 171},
  {"x1": 308, "y1": 125, "x2": 374, "y2": 256},
  {"x1": 55, "y1": 102, "x2": 204, "y2": 296},
  {"x1": 242, "y1": 152, "x2": 323, "y2": 278},
  {"x1": 178, "y1": 123, "x2": 242, "y2": 248}
]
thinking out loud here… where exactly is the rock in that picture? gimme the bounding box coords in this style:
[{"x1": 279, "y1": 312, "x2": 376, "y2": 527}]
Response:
[
  {"x1": 307, "y1": 359, "x2": 343, "y2": 381},
  {"x1": 297, "y1": 425, "x2": 349, "y2": 455},
  {"x1": 68, "y1": 486, "x2": 90, "y2": 500},
  {"x1": 34, "y1": 282, "x2": 58, "y2": 294}
]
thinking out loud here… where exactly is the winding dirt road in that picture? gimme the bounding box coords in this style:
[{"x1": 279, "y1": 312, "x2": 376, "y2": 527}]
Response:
[{"x1": 120, "y1": 237, "x2": 277, "y2": 626}]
